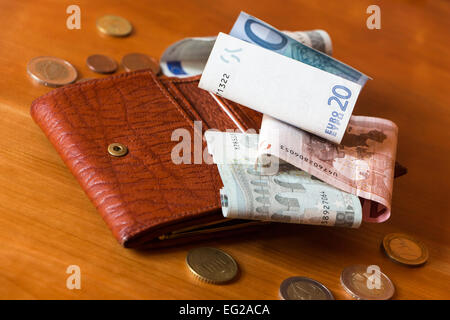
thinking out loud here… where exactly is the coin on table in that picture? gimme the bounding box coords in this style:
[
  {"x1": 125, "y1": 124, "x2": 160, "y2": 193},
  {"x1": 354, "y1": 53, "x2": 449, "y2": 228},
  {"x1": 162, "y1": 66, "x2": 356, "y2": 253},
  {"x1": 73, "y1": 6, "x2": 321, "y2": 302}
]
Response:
[
  {"x1": 27, "y1": 56, "x2": 77, "y2": 87},
  {"x1": 340, "y1": 265, "x2": 395, "y2": 300},
  {"x1": 96, "y1": 15, "x2": 133, "y2": 37},
  {"x1": 121, "y1": 53, "x2": 160, "y2": 74},
  {"x1": 279, "y1": 276, "x2": 334, "y2": 300},
  {"x1": 382, "y1": 233, "x2": 428, "y2": 266},
  {"x1": 186, "y1": 247, "x2": 238, "y2": 283},
  {"x1": 77, "y1": 78, "x2": 95, "y2": 83},
  {"x1": 86, "y1": 54, "x2": 118, "y2": 74}
]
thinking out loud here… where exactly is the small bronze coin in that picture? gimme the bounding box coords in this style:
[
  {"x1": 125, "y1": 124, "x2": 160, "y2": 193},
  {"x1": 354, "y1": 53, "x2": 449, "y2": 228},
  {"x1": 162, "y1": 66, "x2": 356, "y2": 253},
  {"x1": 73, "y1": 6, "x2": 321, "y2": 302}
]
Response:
[
  {"x1": 382, "y1": 233, "x2": 428, "y2": 266},
  {"x1": 279, "y1": 276, "x2": 334, "y2": 300},
  {"x1": 186, "y1": 247, "x2": 238, "y2": 284},
  {"x1": 86, "y1": 54, "x2": 118, "y2": 74},
  {"x1": 121, "y1": 53, "x2": 160, "y2": 74},
  {"x1": 340, "y1": 265, "x2": 395, "y2": 300},
  {"x1": 96, "y1": 15, "x2": 133, "y2": 37},
  {"x1": 27, "y1": 56, "x2": 77, "y2": 87}
]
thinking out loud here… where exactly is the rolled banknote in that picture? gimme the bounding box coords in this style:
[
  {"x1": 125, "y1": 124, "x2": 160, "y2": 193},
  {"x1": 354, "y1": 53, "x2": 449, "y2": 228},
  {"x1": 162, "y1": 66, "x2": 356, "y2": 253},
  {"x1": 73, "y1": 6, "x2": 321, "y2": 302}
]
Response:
[
  {"x1": 258, "y1": 115, "x2": 398, "y2": 223},
  {"x1": 199, "y1": 33, "x2": 362, "y2": 144},
  {"x1": 229, "y1": 11, "x2": 368, "y2": 85},
  {"x1": 160, "y1": 30, "x2": 332, "y2": 77},
  {"x1": 160, "y1": 36, "x2": 216, "y2": 77},
  {"x1": 205, "y1": 131, "x2": 362, "y2": 228}
]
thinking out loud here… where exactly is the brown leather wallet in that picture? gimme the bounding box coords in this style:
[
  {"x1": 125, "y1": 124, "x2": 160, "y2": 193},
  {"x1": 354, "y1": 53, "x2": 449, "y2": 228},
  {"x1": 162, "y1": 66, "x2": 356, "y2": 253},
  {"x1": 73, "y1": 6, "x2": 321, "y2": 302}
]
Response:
[
  {"x1": 31, "y1": 70, "x2": 407, "y2": 248},
  {"x1": 30, "y1": 70, "x2": 266, "y2": 248}
]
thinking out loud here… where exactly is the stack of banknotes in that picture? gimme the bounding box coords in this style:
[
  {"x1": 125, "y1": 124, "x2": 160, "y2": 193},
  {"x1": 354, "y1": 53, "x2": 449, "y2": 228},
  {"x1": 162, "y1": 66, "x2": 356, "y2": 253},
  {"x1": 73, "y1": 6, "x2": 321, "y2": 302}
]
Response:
[{"x1": 160, "y1": 12, "x2": 399, "y2": 228}]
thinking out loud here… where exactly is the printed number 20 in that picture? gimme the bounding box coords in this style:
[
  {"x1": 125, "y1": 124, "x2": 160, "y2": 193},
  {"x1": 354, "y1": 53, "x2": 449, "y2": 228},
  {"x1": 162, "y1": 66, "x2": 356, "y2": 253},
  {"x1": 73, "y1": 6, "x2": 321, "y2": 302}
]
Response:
[{"x1": 328, "y1": 85, "x2": 352, "y2": 112}]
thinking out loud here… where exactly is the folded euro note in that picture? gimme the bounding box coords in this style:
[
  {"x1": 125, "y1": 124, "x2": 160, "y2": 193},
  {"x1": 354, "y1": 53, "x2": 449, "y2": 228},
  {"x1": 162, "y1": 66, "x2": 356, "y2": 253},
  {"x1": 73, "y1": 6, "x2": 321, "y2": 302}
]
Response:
[
  {"x1": 199, "y1": 33, "x2": 362, "y2": 144},
  {"x1": 258, "y1": 115, "x2": 398, "y2": 223},
  {"x1": 205, "y1": 131, "x2": 362, "y2": 228},
  {"x1": 229, "y1": 12, "x2": 366, "y2": 85},
  {"x1": 160, "y1": 29, "x2": 332, "y2": 77},
  {"x1": 199, "y1": 12, "x2": 370, "y2": 144}
]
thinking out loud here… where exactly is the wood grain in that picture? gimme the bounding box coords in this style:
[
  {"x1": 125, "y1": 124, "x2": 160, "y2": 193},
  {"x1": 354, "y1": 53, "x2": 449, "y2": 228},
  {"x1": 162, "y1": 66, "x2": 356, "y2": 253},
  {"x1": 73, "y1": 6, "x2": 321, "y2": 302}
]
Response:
[{"x1": 0, "y1": 0, "x2": 449, "y2": 299}]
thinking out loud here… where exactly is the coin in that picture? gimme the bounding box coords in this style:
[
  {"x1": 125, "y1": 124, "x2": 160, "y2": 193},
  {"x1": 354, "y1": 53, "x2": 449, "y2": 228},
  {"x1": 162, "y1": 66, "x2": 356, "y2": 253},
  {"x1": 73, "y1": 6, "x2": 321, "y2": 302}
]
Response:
[
  {"x1": 86, "y1": 54, "x2": 118, "y2": 74},
  {"x1": 340, "y1": 265, "x2": 395, "y2": 300},
  {"x1": 77, "y1": 78, "x2": 95, "y2": 83},
  {"x1": 96, "y1": 15, "x2": 132, "y2": 37},
  {"x1": 279, "y1": 276, "x2": 334, "y2": 300},
  {"x1": 186, "y1": 247, "x2": 238, "y2": 283},
  {"x1": 121, "y1": 53, "x2": 160, "y2": 74},
  {"x1": 382, "y1": 233, "x2": 428, "y2": 266},
  {"x1": 27, "y1": 56, "x2": 77, "y2": 87}
]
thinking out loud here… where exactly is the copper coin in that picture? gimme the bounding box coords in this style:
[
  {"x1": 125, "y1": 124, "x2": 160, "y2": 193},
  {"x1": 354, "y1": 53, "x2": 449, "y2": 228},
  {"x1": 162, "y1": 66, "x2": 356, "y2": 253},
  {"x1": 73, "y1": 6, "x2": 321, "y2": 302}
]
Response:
[
  {"x1": 279, "y1": 276, "x2": 334, "y2": 300},
  {"x1": 340, "y1": 265, "x2": 395, "y2": 300},
  {"x1": 27, "y1": 56, "x2": 77, "y2": 87},
  {"x1": 86, "y1": 54, "x2": 118, "y2": 74},
  {"x1": 96, "y1": 15, "x2": 133, "y2": 37},
  {"x1": 121, "y1": 53, "x2": 160, "y2": 74},
  {"x1": 382, "y1": 233, "x2": 428, "y2": 266}
]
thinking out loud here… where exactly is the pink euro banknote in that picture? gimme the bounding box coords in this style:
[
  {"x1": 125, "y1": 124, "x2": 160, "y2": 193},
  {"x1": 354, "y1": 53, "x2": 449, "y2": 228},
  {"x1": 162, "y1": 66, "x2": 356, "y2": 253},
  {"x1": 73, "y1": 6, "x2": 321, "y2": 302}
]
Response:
[{"x1": 258, "y1": 115, "x2": 398, "y2": 222}]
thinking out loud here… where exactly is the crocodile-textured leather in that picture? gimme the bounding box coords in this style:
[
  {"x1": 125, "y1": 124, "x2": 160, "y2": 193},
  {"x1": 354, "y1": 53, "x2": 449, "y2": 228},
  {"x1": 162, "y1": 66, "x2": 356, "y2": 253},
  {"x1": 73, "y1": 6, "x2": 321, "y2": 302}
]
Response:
[{"x1": 30, "y1": 70, "x2": 262, "y2": 248}]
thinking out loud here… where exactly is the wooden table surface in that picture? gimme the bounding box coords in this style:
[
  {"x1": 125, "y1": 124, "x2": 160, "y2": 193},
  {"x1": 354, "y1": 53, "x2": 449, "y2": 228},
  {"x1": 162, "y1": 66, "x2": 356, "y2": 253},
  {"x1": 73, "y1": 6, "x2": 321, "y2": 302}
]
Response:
[{"x1": 0, "y1": 0, "x2": 449, "y2": 300}]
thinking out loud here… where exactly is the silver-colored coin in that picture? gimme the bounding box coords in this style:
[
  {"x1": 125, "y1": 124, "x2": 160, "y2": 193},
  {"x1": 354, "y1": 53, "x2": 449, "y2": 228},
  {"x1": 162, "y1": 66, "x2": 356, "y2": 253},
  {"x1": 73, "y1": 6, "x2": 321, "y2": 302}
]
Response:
[
  {"x1": 340, "y1": 265, "x2": 395, "y2": 300},
  {"x1": 279, "y1": 276, "x2": 334, "y2": 300}
]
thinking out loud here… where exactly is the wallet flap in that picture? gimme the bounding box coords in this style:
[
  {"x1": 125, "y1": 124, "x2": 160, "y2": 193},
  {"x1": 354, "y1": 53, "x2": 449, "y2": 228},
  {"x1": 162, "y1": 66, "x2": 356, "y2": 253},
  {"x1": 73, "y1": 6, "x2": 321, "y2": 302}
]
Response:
[
  {"x1": 31, "y1": 70, "x2": 245, "y2": 247},
  {"x1": 160, "y1": 75, "x2": 263, "y2": 132}
]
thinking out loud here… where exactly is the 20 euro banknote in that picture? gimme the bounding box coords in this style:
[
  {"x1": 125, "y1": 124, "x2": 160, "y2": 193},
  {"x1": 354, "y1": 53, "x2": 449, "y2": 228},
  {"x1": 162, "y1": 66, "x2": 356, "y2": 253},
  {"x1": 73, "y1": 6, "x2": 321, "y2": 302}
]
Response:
[{"x1": 199, "y1": 33, "x2": 362, "y2": 144}]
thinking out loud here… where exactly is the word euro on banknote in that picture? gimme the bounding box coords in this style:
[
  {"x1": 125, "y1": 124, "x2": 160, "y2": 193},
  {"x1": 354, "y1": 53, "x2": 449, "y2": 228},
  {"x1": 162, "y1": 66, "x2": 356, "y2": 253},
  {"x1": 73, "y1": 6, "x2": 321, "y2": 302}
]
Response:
[
  {"x1": 160, "y1": 30, "x2": 332, "y2": 77},
  {"x1": 199, "y1": 33, "x2": 362, "y2": 144},
  {"x1": 258, "y1": 115, "x2": 398, "y2": 223},
  {"x1": 205, "y1": 131, "x2": 362, "y2": 228}
]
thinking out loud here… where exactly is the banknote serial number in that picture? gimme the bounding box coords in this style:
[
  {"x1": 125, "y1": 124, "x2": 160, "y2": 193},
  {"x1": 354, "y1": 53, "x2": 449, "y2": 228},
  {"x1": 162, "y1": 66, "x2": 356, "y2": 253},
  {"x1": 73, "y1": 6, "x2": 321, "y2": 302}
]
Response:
[
  {"x1": 320, "y1": 191, "x2": 330, "y2": 225},
  {"x1": 215, "y1": 73, "x2": 230, "y2": 95},
  {"x1": 325, "y1": 85, "x2": 352, "y2": 138},
  {"x1": 230, "y1": 133, "x2": 240, "y2": 150},
  {"x1": 280, "y1": 145, "x2": 338, "y2": 177}
]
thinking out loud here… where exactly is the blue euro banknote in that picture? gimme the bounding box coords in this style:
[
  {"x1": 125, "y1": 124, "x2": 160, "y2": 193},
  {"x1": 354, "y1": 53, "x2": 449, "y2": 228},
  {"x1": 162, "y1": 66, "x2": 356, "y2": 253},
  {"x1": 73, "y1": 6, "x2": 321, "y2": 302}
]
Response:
[{"x1": 229, "y1": 12, "x2": 369, "y2": 85}]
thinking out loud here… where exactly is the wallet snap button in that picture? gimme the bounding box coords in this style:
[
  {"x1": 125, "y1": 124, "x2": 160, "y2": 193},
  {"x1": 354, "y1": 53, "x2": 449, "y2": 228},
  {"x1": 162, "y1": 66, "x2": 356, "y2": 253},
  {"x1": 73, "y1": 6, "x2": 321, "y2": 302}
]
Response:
[{"x1": 108, "y1": 143, "x2": 128, "y2": 157}]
